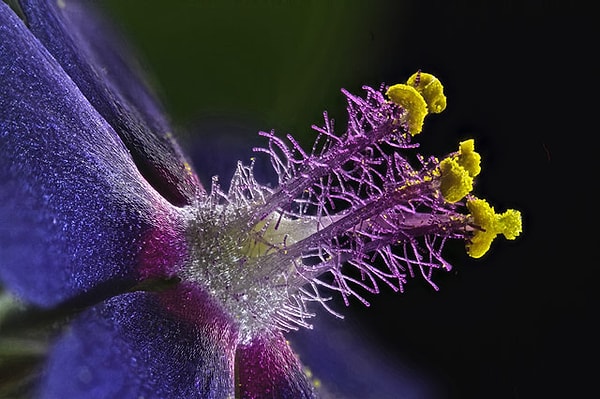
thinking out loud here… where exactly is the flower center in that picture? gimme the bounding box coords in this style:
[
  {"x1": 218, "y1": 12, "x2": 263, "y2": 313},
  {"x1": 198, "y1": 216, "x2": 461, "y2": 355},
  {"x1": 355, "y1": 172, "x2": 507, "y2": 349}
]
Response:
[{"x1": 184, "y1": 197, "x2": 325, "y2": 343}]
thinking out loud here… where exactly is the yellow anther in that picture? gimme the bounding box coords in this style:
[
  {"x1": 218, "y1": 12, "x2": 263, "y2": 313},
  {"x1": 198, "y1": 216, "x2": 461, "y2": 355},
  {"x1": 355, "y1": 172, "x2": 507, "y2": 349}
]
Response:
[
  {"x1": 496, "y1": 209, "x2": 522, "y2": 240},
  {"x1": 406, "y1": 71, "x2": 447, "y2": 114},
  {"x1": 457, "y1": 139, "x2": 481, "y2": 177},
  {"x1": 466, "y1": 198, "x2": 522, "y2": 258},
  {"x1": 386, "y1": 84, "x2": 428, "y2": 135},
  {"x1": 439, "y1": 158, "x2": 473, "y2": 203},
  {"x1": 386, "y1": 71, "x2": 447, "y2": 135}
]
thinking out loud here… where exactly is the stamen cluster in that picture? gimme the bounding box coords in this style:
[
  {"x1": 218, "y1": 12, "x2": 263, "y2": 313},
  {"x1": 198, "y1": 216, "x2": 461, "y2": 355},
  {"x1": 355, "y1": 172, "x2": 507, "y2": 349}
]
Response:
[{"x1": 184, "y1": 72, "x2": 521, "y2": 339}]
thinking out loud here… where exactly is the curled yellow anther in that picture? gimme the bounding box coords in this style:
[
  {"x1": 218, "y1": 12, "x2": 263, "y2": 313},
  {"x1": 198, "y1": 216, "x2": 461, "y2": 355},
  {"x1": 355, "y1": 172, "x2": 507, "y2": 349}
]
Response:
[
  {"x1": 439, "y1": 158, "x2": 473, "y2": 203},
  {"x1": 438, "y1": 139, "x2": 481, "y2": 202},
  {"x1": 457, "y1": 139, "x2": 481, "y2": 177},
  {"x1": 406, "y1": 71, "x2": 447, "y2": 114},
  {"x1": 386, "y1": 84, "x2": 428, "y2": 135},
  {"x1": 386, "y1": 71, "x2": 447, "y2": 135},
  {"x1": 496, "y1": 209, "x2": 522, "y2": 240},
  {"x1": 466, "y1": 198, "x2": 522, "y2": 258}
]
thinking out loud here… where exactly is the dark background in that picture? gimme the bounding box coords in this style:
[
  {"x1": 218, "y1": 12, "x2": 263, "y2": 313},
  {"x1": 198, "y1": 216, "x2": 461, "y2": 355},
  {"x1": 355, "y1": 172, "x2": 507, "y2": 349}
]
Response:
[{"x1": 101, "y1": 1, "x2": 592, "y2": 398}]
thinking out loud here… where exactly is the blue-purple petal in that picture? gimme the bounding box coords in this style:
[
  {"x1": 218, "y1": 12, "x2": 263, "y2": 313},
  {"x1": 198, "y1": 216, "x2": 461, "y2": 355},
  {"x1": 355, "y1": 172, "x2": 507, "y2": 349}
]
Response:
[
  {"x1": 236, "y1": 334, "x2": 316, "y2": 399},
  {"x1": 38, "y1": 283, "x2": 238, "y2": 399},
  {"x1": 0, "y1": 3, "x2": 187, "y2": 306},
  {"x1": 19, "y1": 0, "x2": 203, "y2": 206},
  {"x1": 290, "y1": 311, "x2": 441, "y2": 399},
  {"x1": 186, "y1": 118, "x2": 277, "y2": 191}
]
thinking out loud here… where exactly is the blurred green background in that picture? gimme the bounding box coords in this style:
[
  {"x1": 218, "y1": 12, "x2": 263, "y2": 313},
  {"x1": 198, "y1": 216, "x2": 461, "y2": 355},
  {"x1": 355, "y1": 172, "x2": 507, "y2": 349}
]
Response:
[{"x1": 102, "y1": 0, "x2": 407, "y2": 143}]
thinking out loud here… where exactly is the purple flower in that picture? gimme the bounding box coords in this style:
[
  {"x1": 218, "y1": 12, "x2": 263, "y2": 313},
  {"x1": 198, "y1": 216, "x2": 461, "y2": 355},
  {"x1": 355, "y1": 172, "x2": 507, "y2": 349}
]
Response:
[{"x1": 0, "y1": 1, "x2": 522, "y2": 398}]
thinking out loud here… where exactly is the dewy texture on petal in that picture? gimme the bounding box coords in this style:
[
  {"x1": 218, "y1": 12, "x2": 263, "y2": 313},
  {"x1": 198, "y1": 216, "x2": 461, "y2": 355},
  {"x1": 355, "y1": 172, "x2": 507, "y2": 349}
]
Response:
[
  {"x1": 38, "y1": 283, "x2": 238, "y2": 399},
  {"x1": 19, "y1": 0, "x2": 203, "y2": 206},
  {"x1": 0, "y1": 2, "x2": 187, "y2": 306}
]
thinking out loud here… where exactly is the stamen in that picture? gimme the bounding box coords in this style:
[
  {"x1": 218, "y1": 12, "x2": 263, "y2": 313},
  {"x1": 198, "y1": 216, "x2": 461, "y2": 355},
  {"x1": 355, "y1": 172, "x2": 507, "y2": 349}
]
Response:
[{"x1": 185, "y1": 73, "x2": 521, "y2": 338}]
